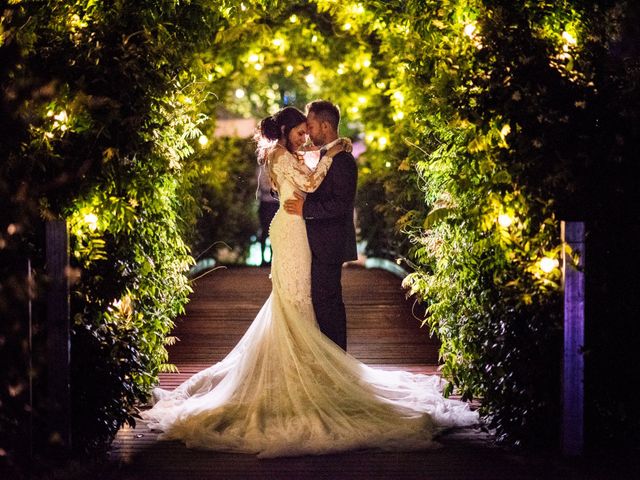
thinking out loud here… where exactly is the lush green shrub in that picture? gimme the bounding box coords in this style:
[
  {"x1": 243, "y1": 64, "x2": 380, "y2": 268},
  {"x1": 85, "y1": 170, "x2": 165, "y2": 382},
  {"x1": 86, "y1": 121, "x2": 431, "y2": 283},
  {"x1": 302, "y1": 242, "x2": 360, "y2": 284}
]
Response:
[
  {"x1": 0, "y1": 0, "x2": 223, "y2": 460},
  {"x1": 368, "y1": 0, "x2": 640, "y2": 447},
  {"x1": 190, "y1": 137, "x2": 260, "y2": 264}
]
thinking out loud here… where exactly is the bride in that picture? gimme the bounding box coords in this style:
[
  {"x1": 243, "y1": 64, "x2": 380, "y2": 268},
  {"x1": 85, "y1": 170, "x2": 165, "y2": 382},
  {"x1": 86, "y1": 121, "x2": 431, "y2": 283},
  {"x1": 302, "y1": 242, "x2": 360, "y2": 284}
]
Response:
[{"x1": 141, "y1": 106, "x2": 479, "y2": 458}]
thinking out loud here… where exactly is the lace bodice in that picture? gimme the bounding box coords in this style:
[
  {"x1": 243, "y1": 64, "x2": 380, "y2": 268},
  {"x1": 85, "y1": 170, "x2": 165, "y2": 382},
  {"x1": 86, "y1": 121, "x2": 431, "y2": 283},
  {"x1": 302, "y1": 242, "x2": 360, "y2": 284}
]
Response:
[{"x1": 267, "y1": 144, "x2": 333, "y2": 196}]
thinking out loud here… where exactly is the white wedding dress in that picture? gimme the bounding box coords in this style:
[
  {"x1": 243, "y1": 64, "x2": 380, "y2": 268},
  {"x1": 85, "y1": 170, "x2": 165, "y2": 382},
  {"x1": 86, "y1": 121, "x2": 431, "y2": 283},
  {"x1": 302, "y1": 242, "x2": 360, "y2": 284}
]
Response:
[{"x1": 141, "y1": 144, "x2": 478, "y2": 458}]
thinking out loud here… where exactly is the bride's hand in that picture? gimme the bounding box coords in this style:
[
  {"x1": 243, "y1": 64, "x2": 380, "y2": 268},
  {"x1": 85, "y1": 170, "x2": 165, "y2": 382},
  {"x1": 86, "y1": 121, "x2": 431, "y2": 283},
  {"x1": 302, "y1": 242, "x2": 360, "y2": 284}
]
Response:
[
  {"x1": 284, "y1": 191, "x2": 305, "y2": 216},
  {"x1": 338, "y1": 137, "x2": 353, "y2": 153}
]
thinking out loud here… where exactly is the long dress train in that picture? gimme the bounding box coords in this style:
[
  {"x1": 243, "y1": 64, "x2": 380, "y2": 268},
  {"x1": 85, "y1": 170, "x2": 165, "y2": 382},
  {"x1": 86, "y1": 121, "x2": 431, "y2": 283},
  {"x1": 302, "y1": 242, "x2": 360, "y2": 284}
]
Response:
[{"x1": 141, "y1": 144, "x2": 478, "y2": 458}]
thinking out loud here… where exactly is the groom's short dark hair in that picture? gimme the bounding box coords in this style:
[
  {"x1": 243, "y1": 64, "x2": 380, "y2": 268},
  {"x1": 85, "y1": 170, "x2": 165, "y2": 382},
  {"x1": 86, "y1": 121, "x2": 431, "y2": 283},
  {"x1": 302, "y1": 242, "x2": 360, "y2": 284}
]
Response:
[{"x1": 306, "y1": 100, "x2": 340, "y2": 131}]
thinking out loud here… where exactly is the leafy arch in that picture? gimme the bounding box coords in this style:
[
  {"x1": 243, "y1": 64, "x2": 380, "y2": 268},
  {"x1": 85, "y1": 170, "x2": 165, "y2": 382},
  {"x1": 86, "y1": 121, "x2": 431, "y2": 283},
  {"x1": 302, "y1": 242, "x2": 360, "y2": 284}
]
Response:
[{"x1": 1, "y1": 0, "x2": 637, "y2": 463}]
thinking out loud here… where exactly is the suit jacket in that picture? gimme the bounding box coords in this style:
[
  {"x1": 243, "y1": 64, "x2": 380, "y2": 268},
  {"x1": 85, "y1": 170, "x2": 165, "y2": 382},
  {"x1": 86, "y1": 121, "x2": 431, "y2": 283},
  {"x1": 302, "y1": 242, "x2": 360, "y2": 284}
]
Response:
[{"x1": 303, "y1": 150, "x2": 358, "y2": 264}]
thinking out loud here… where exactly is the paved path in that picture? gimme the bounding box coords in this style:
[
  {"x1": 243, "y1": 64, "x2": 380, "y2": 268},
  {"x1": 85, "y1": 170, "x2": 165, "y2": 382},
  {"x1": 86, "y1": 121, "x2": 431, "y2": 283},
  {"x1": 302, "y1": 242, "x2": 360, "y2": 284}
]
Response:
[{"x1": 108, "y1": 267, "x2": 632, "y2": 479}]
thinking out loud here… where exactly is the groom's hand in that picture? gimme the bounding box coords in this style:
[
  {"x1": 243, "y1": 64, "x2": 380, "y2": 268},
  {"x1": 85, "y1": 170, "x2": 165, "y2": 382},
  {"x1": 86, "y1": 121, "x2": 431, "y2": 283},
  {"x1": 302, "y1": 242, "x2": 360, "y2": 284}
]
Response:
[{"x1": 284, "y1": 192, "x2": 305, "y2": 216}]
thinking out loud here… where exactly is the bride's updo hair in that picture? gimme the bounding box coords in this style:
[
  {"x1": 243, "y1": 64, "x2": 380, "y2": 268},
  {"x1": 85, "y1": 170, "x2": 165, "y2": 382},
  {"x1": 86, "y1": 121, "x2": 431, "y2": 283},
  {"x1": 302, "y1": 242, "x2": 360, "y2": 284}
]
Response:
[
  {"x1": 258, "y1": 116, "x2": 280, "y2": 141},
  {"x1": 255, "y1": 106, "x2": 306, "y2": 165}
]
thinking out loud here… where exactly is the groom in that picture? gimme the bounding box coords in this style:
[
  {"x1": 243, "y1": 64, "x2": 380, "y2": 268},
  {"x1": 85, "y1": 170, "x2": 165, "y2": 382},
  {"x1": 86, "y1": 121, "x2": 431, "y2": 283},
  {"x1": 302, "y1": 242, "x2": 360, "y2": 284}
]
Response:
[{"x1": 283, "y1": 100, "x2": 358, "y2": 351}]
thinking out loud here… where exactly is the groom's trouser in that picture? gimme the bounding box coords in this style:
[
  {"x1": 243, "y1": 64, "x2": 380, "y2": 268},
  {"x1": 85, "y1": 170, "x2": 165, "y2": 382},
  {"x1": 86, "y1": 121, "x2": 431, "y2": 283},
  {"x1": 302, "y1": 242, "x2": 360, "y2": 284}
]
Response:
[{"x1": 311, "y1": 259, "x2": 347, "y2": 351}]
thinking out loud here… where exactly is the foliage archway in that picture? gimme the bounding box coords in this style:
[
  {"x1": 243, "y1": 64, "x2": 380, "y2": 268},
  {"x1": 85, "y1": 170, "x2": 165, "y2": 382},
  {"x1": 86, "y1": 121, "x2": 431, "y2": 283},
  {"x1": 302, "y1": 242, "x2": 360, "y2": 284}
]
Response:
[{"x1": 1, "y1": 0, "x2": 638, "y2": 469}]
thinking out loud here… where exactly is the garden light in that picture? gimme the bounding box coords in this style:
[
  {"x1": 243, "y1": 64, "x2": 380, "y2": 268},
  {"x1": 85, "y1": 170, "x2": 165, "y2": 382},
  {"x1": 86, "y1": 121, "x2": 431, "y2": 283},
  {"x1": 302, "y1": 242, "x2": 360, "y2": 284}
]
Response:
[
  {"x1": 498, "y1": 214, "x2": 513, "y2": 228},
  {"x1": 562, "y1": 31, "x2": 577, "y2": 45},
  {"x1": 83, "y1": 213, "x2": 98, "y2": 231},
  {"x1": 464, "y1": 23, "x2": 477, "y2": 38},
  {"x1": 235, "y1": 88, "x2": 245, "y2": 98},
  {"x1": 198, "y1": 135, "x2": 209, "y2": 146},
  {"x1": 539, "y1": 256, "x2": 559, "y2": 273}
]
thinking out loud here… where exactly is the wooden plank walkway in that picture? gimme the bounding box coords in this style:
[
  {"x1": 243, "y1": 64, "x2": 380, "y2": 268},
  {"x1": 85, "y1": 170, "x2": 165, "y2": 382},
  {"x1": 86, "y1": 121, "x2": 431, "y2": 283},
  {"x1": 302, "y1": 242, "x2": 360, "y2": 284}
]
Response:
[{"x1": 107, "y1": 266, "x2": 628, "y2": 479}]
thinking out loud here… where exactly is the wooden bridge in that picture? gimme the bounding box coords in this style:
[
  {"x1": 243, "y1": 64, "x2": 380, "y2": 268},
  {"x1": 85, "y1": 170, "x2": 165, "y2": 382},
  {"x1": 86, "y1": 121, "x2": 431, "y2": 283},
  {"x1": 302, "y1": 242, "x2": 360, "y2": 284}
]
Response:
[{"x1": 107, "y1": 266, "x2": 622, "y2": 479}]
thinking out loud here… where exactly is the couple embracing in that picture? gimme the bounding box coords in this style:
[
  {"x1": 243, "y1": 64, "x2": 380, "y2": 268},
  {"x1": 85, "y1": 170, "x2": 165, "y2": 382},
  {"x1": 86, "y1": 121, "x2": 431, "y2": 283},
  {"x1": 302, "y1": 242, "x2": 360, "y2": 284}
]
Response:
[
  {"x1": 267, "y1": 100, "x2": 356, "y2": 351},
  {"x1": 142, "y1": 100, "x2": 478, "y2": 458}
]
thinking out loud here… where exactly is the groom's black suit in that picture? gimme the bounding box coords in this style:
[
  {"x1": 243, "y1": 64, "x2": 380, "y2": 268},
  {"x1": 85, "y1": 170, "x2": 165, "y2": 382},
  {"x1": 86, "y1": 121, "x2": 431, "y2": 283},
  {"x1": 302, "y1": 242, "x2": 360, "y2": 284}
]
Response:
[{"x1": 303, "y1": 149, "x2": 358, "y2": 351}]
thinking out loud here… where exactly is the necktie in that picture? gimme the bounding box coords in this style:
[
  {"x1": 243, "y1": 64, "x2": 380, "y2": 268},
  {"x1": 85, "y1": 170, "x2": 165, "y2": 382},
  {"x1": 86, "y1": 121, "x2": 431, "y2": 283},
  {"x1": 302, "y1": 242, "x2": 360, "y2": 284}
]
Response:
[{"x1": 319, "y1": 148, "x2": 327, "y2": 158}]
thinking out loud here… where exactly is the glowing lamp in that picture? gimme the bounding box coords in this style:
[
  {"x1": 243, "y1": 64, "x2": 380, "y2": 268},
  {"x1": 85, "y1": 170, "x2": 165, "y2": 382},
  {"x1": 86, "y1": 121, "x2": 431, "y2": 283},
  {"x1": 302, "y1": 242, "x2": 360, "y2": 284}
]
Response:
[
  {"x1": 539, "y1": 257, "x2": 559, "y2": 273},
  {"x1": 84, "y1": 213, "x2": 98, "y2": 231},
  {"x1": 497, "y1": 214, "x2": 513, "y2": 228},
  {"x1": 464, "y1": 23, "x2": 477, "y2": 38},
  {"x1": 562, "y1": 31, "x2": 577, "y2": 45}
]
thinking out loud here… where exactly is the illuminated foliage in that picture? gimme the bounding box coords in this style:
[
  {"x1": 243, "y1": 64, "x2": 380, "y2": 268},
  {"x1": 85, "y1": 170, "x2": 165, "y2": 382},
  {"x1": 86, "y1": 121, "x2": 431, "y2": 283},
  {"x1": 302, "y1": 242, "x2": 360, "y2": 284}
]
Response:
[
  {"x1": 1, "y1": 0, "x2": 639, "y2": 467},
  {"x1": 1, "y1": 0, "x2": 222, "y2": 458}
]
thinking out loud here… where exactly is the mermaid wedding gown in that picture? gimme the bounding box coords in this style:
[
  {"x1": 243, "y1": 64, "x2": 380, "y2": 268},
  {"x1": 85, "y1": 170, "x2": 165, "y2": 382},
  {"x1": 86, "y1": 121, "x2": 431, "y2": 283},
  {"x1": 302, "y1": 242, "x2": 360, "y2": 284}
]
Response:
[{"x1": 141, "y1": 143, "x2": 478, "y2": 458}]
